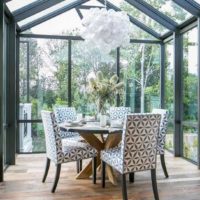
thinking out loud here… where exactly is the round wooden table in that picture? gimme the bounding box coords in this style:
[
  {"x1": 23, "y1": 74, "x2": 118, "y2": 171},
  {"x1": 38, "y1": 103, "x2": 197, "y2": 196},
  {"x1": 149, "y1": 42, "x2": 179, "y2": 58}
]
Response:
[{"x1": 60, "y1": 122, "x2": 122, "y2": 185}]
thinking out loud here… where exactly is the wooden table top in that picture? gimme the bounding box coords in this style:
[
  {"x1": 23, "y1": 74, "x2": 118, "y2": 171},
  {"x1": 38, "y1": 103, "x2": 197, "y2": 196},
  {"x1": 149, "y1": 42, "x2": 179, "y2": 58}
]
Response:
[{"x1": 59, "y1": 121, "x2": 123, "y2": 134}]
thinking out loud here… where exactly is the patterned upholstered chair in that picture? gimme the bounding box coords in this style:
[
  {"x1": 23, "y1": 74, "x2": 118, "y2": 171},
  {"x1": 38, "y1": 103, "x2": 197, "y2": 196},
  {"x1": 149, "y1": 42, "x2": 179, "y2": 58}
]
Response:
[
  {"x1": 41, "y1": 111, "x2": 97, "y2": 193},
  {"x1": 54, "y1": 106, "x2": 83, "y2": 172},
  {"x1": 53, "y1": 106, "x2": 80, "y2": 139},
  {"x1": 109, "y1": 107, "x2": 131, "y2": 121},
  {"x1": 152, "y1": 108, "x2": 169, "y2": 178},
  {"x1": 101, "y1": 114, "x2": 161, "y2": 200}
]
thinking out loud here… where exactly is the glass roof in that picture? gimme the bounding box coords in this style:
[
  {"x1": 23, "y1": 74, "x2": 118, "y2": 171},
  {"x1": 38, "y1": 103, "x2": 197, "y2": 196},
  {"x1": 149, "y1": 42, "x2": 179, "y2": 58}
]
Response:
[
  {"x1": 143, "y1": 0, "x2": 192, "y2": 24},
  {"x1": 18, "y1": 0, "x2": 76, "y2": 27},
  {"x1": 108, "y1": 0, "x2": 169, "y2": 34},
  {"x1": 7, "y1": 0, "x2": 38, "y2": 12},
  {"x1": 25, "y1": 9, "x2": 82, "y2": 36},
  {"x1": 5, "y1": 0, "x2": 199, "y2": 39}
]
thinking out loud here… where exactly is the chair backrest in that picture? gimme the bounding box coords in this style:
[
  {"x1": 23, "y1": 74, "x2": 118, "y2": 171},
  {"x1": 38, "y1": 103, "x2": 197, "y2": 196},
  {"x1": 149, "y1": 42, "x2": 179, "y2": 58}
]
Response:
[
  {"x1": 109, "y1": 107, "x2": 131, "y2": 120},
  {"x1": 152, "y1": 109, "x2": 168, "y2": 155},
  {"x1": 121, "y1": 113, "x2": 161, "y2": 173},
  {"x1": 54, "y1": 106, "x2": 77, "y2": 123},
  {"x1": 41, "y1": 111, "x2": 63, "y2": 163}
]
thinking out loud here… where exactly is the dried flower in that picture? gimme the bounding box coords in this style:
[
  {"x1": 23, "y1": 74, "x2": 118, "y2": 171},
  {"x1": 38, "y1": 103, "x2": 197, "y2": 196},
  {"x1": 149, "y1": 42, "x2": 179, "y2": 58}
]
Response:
[{"x1": 88, "y1": 71, "x2": 124, "y2": 114}]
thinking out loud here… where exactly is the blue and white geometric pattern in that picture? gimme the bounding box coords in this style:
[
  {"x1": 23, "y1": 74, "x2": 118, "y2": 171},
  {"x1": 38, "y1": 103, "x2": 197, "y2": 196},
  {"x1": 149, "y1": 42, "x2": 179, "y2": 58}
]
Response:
[
  {"x1": 53, "y1": 106, "x2": 79, "y2": 138},
  {"x1": 109, "y1": 107, "x2": 131, "y2": 120},
  {"x1": 152, "y1": 109, "x2": 168, "y2": 155},
  {"x1": 41, "y1": 111, "x2": 97, "y2": 165},
  {"x1": 101, "y1": 114, "x2": 161, "y2": 174}
]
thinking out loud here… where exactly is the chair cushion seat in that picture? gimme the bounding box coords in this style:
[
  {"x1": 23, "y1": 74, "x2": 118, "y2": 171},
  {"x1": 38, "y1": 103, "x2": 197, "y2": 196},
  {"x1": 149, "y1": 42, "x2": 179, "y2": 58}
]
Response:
[
  {"x1": 101, "y1": 147, "x2": 123, "y2": 174},
  {"x1": 61, "y1": 140, "x2": 97, "y2": 163}
]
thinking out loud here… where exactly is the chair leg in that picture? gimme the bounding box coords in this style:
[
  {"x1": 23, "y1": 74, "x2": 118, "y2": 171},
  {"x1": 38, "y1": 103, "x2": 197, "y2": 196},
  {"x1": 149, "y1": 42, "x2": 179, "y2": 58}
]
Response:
[
  {"x1": 129, "y1": 172, "x2": 134, "y2": 183},
  {"x1": 79, "y1": 160, "x2": 82, "y2": 171},
  {"x1": 51, "y1": 164, "x2": 61, "y2": 193},
  {"x1": 92, "y1": 157, "x2": 97, "y2": 184},
  {"x1": 122, "y1": 174, "x2": 128, "y2": 200},
  {"x1": 101, "y1": 161, "x2": 106, "y2": 188},
  {"x1": 76, "y1": 160, "x2": 80, "y2": 173},
  {"x1": 151, "y1": 169, "x2": 159, "y2": 200},
  {"x1": 42, "y1": 158, "x2": 50, "y2": 183},
  {"x1": 160, "y1": 154, "x2": 169, "y2": 178}
]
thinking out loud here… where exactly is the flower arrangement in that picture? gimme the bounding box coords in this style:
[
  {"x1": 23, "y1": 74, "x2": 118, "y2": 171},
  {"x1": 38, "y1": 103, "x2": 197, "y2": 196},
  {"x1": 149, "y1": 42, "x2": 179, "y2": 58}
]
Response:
[{"x1": 88, "y1": 71, "x2": 124, "y2": 115}]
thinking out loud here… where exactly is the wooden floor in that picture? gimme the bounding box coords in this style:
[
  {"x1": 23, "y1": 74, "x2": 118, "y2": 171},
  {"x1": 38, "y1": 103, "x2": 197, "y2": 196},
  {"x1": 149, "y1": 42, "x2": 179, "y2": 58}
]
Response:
[{"x1": 1, "y1": 152, "x2": 200, "y2": 200}]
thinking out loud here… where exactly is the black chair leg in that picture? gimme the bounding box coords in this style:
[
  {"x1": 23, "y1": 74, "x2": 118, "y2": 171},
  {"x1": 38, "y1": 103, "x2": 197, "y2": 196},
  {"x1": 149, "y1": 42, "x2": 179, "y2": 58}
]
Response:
[
  {"x1": 92, "y1": 157, "x2": 97, "y2": 184},
  {"x1": 122, "y1": 174, "x2": 128, "y2": 200},
  {"x1": 160, "y1": 154, "x2": 169, "y2": 178},
  {"x1": 129, "y1": 172, "x2": 134, "y2": 183},
  {"x1": 151, "y1": 169, "x2": 159, "y2": 200},
  {"x1": 76, "y1": 160, "x2": 80, "y2": 173},
  {"x1": 101, "y1": 161, "x2": 106, "y2": 188},
  {"x1": 51, "y1": 164, "x2": 61, "y2": 193},
  {"x1": 42, "y1": 158, "x2": 50, "y2": 183},
  {"x1": 79, "y1": 160, "x2": 82, "y2": 171}
]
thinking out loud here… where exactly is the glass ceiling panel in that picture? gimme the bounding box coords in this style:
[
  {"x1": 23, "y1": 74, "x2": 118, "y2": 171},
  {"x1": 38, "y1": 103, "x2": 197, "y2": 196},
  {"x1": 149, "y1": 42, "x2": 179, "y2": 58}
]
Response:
[
  {"x1": 18, "y1": 0, "x2": 76, "y2": 27},
  {"x1": 24, "y1": 9, "x2": 82, "y2": 36},
  {"x1": 82, "y1": 0, "x2": 104, "y2": 7},
  {"x1": 193, "y1": 0, "x2": 200, "y2": 4},
  {"x1": 143, "y1": 0, "x2": 192, "y2": 24},
  {"x1": 6, "y1": 0, "x2": 38, "y2": 12},
  {"x1": 108, "y1": 0, "x2": 169, "y2": 34}
]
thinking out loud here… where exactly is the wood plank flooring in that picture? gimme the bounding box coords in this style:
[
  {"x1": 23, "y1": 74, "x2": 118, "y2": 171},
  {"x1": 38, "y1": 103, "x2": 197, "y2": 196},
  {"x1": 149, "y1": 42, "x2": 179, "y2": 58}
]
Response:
[{"x1": 1, "y1": 152, "x2": 200, "y2": 200}]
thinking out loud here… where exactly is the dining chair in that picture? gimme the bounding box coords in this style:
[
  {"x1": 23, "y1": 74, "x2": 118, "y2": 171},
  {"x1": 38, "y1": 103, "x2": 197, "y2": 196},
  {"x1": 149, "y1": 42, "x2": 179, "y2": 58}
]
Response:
[
  {"x1": 152, "y1": 108, "x2": 169, "y2": 178},
  {"x1": 109, "y1": 107, "x2": 131, "y2": 120},
  {"x1": 41, "y1": 111, "x2": 97, "y2": 193},
  {"x1": 54, "y1": 106, "x2": 83, "y2": 172},
  {"x1": 53, "y1": 106, "x2": 80, "y2": 138},
  {"x1": 101, "y1": 113, "x2": 161, "y2": 200}
]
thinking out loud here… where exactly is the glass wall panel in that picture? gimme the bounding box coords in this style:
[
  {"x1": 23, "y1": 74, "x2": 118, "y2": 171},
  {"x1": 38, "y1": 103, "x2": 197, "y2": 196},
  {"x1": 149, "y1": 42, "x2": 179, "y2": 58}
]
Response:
[
  {"x1": 143, "y1": 0, "x2": 192, "y2": 24},
  {"x1": 71, "y1": 41, "x2": 117, "y2": 115},
  {"x1": 164, "y1": 40, "x2": 174, "y2": 151},
  {"x1": 19, "y1": 38, "x2": 69, "y2": 120},
  {"x1": 120, "y1": 43, "x2": 160, "y2": 113},
  {"x1": 183, "y1": 27, "x2": 198, "y2": 162},
  {"x1": 18, "y1": 122, "x2": 45, "y2": 152}
]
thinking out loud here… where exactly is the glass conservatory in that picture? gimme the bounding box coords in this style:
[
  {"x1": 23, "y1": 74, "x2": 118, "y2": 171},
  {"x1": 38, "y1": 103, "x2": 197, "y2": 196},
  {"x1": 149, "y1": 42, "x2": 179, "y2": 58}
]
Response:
[{"x1": 0, "y1": 0, "x2": 200, "y2": 199}]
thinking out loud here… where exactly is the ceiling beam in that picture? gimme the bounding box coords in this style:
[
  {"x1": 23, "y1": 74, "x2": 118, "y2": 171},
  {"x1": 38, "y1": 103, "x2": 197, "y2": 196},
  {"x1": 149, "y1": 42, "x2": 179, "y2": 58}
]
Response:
[
  {"x1": 161, "y1": 16, "x2": 197, "y2": 40},
  {"x1": 76, "y1": 8, "x2": 83, "y2": 20},
  {"x1": 172, "y1": 0, "x2": 200, "y2": 17},
  {"x1": 13, "y1": 0, "x2": 64, "y2": 22},
  {"x1": 78, "y1": 5, "x2": 104, "y2": 9},
  {"x1": 3, "y1": 0, "x2": 12, "y2": 3},
  {"x1": 97, "y1": 0, "x2": 161, "y2": 40},
  {"x1": 125, "y1": 0, "x2": 178, "y2": 31},
  {"x1": 19, "y1": 0, "x2": 89, "y2": 32}
]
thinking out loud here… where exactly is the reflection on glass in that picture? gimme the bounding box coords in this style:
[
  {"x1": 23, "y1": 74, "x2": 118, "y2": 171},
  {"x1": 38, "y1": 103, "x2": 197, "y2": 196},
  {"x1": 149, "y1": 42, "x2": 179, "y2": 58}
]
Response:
[
  {"x1": 164, "y1": 41, "x2": 174, "y2": 151},
  {"x1": 19, "y1": 38, "x2": 68, "y2": 120},
  {"x1": 183, "y1": 27, "x2": 198, "y2": 162},
  {"x1": 143, "y1": 0, "x2": 192, "y2": 24},
  {"x1": 120, "y1": 43, "x2": 160, "y2": 113},
  {"x1": 71, "y1": 41, "x2": 117, "y2": 115}
]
